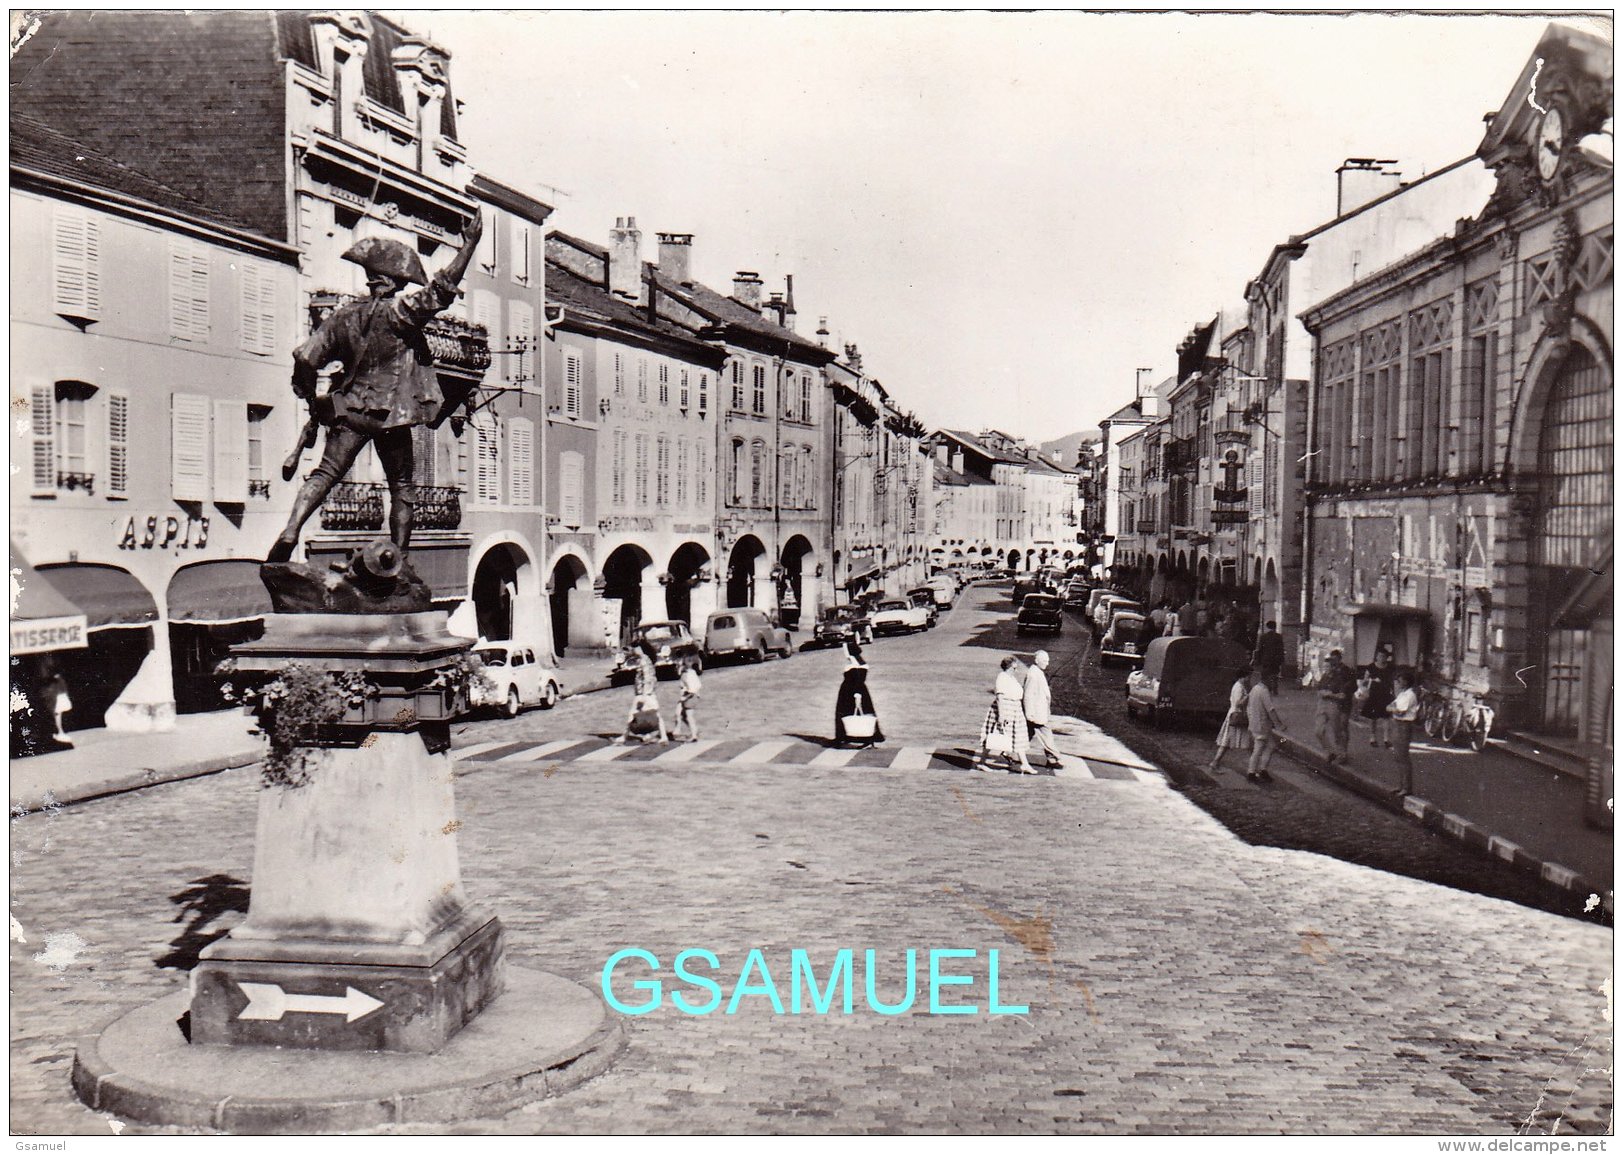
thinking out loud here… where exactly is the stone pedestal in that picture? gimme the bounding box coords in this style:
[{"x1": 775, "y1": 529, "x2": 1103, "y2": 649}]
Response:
[{"x1": 191, "y1": 608, "x2": 502, "y2": 1054}]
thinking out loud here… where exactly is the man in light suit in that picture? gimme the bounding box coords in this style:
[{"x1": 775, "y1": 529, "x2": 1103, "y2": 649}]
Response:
[{"x1": 1023, "y1": 650, "x2": 1063, "y2": 770}]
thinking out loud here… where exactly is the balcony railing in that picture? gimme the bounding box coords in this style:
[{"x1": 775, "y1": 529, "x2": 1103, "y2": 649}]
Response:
[
  {"x1": 56, "y1": 471, "x2": 95, "y2": 494},
  {"x1": 307, "y1": 292, "x2": 491, "y2": 377},
  {"x1": 319, "y1": 482, "x2": 464, "y2": 532},
  {"x1": 1135, "y1": 518, "x2": 1157, "y2": 533},
  {"x1": 248, "y1": 478, "x2": 272, "y2": 499},
  {"x1": 1164, "y1": 436, "x2": 1197, "y2": 474}
]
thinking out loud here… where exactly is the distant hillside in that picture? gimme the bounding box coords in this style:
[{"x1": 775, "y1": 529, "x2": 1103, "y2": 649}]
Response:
[{"x1": 1037, "y1": 430, "x2": 1095, "y2": 468}]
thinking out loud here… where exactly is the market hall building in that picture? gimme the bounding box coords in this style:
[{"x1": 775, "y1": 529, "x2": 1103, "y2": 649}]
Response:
[{"x1": 1300, "y1": 25, "x2": 1612, "y2": 773}]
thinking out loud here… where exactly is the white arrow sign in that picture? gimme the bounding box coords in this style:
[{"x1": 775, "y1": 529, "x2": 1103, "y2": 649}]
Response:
[{"x1": 237, "y1": 982, "x2": 384, "y2": 1023}]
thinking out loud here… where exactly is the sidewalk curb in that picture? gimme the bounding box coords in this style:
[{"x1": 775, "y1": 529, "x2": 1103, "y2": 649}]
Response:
[
  {"x1": 12, "y1": 746, "x2": 263, "y2": 815},
  {"x1": 1276, "y1": 733, "x2": 1610, "y2": 915}
]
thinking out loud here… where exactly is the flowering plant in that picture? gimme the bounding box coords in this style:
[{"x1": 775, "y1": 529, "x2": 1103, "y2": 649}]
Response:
[{"x1": 221, "y1": 661, "x2": 379, "y2": 789}]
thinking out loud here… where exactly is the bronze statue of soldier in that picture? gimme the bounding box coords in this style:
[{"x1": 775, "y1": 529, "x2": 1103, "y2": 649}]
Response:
[{"x1": 266, "y1": 212, "x2": 485, "y2": 565}]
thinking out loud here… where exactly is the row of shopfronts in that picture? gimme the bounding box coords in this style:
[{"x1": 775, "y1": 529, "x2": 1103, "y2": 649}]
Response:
[{"x1": 1095, "y1": 23, "x2": 1611, "y2": 760}]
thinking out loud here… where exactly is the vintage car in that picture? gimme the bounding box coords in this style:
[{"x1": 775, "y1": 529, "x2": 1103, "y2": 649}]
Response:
[
  {"x1": 870, "y1": 598, "x2": 930, "y2": 635},
  {"x1": 1093, "y1": 595, "x2": 1143, "y2": 636},
  {"x1": 469, "y1": 640, "x2": 563, "y2": 717},
  {"x1": 610, "y1": 620, "x2": 703, "y2": 683},
  {"x1": 704, "y1": 608, "x2": 792, "y2": 663},
  {"x1": 1012, "y1": 573, "x2": 1056, "y2": 609},
  {"x1": 1098, "y1": 611, "x2": 1150, "y2": 667},
  {"x1": 1015, "y1": 593, "x2": 1064, "y2": 634},
  {"x1": 1125, "y1": 636, "x2": 1250, "y2": 726},
  {"x1": 925, "y1": 576, "x2": 957, "y2": 607},
  {"x1": 906, "y1": 588, "x2": 940, "y2": 627},
  {"x1": 1062, "y1": 578, "x2": 1092, "y2": 609},
  {"x1": 811, "y1": 603, "x2": 875, "y2": 648}
]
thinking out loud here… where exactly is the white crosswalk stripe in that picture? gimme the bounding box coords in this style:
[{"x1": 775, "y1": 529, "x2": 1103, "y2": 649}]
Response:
[
  {"x1": 495, "y1": 738, "x2": 581, "y2": 762},
  {"x1": 653, "y1": 740, "x2": 725, "y2": 763}
]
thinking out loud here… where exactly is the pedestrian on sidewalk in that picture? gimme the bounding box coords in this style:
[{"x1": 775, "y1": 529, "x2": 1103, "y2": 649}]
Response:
[
  {"x1": 1313, "y1": 648, "x2": 1358, "y2": 766},
  {"x1": 43, "y1": 665, "x2": 73, "y2": 747},
  {"x1": 978, "y1": 656, "x2": 1036, "y2": 774},
  {"x1": 1252, "y1": 620, "x2": 1284, "y2": 692},
  {"x1": 834, "y1": 642, "x2": 884, "y2": 748},
  {"x1": 1246, "y1": 669, "x2": 1286, "y2": 782},
  {"x1": 614, "y1": 644, "x2": 668, "y2": 745},
  {"x1": 1022, "y1": 650, "x2": 1063, "y2": 770},
  {"x1": 1386, "y1": 671, "x2": 1421, "y2": 795},
  {"x1": 673, "y1": 660, "x2": 703, "y2": 742},
  {"x1": 1357, "y1": 647, "x2": 1396, "y2": 748},
  {"x1": 1209, "y1": 666, "x2": 1254, "y2": 775}
]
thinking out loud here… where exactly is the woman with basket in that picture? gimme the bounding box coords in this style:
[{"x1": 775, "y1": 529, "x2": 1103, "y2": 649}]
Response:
[
  {"x1": 978, "y1": 656, "x2": 1037, "y2": 774},
  {"x1": 1208, "y1": 666, "x2": 1253, "y2": 775},
  {"x1": 834, "y1": 642, "x2": 884, "y2": 748}
]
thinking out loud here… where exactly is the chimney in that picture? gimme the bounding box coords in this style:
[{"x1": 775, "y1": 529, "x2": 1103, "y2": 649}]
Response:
[
  {"x1": 1336, "y1": 158, "x2": 1403, "y2": 216},
  {"x1": 657, "y1": 232, "x2": 693, "y2": 285},
  {"x1": 609, "y1": 216, "x2": 643, "y2": 302},
  {"x1": 816, "y1": 315, "x2": 829, "y2": 348},
  {"x1": 767, "y1": 291, "x2": 786, "y2": 326},
  {"x1": 732, "y1": 271, "x2": 763, "y2": 311},
  {"x1": 783, "y1": 274, "x2": 798, "y2": 331}
]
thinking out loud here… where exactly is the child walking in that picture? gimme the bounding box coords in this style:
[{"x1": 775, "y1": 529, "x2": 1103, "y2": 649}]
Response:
[{"x1": 674, "y1": 661, "x2": 703, "y2": 742}]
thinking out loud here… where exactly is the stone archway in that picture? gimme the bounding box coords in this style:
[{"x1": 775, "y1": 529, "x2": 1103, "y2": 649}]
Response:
[
  {"x1": 666, "y1": 541, "x2": 712, "y2": 628},
  {"x1": 779, "y1": 534, "x2": 815, "y2": 628},
  {"x1": 727, "y1": 535, "x2": 767, "y2": 609},
  {"x1": 603, "y1": 543, "x2": 655, "y2": 644},
  {"x1": 1006, "y1": 548, "x2": 1021, "y2": 571},
  {"x1": 472, "y1": 542, "x2": 535, "y2": 641},
  {"x1": 548, "y1": 552, "x2": 591, "y2": 655}
]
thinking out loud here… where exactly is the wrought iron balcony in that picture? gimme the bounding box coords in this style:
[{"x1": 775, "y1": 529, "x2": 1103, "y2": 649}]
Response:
[
  {"x1": 320, "y1": 481, "x2": 384, "y2": 532},
  {"x1": 56, "y1": 471, "x2": 95, "y2": 494},
  {"x1": 318, "y1": 482, "x2": 464, "y2": 531},
  {"x1": 1164, "y1": 436, "x2": 1198, "y2": 474},
  {"x1": 248, "y1": 478, "x2": 272, "y2": 499},
  {"x1": 1135, "y1": 518, "x2": 1157, "y2": 533}
]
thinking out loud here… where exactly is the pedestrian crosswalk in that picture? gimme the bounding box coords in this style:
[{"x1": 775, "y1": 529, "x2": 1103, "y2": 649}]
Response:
[{"x1": 451, "y1": 732, "x2": 1163, "y2": 782}]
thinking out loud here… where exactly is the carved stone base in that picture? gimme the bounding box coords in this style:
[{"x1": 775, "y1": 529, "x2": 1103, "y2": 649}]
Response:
[{"x1": 191, "y1": 915, "x2": 505, "y2": 1053}]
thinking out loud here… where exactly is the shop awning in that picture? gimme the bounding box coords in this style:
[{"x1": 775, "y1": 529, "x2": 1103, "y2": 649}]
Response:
[
  {"x1": 10, "y1": 540, "x2": 89, "y2": 653},
  {"x1": 843, "y1": 561, "x2": 880, "y2": 588},
  {"x1": 167, "y1": 560, "x2": 273, "y2": 625},
  {"x1": 35, "y1": 563, "x2": 157, "y2": 631}
]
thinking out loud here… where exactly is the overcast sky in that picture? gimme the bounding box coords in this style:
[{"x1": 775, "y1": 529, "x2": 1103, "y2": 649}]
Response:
[{"x1": 410, "y1": 10, "x2": 1584, "y2": 445}]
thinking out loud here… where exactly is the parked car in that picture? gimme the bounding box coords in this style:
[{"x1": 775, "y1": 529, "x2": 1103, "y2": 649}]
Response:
[
  {"x1": 1062, "y1": 578, "x2": 1091, "y2": 610},
  {"x1": 704, "y1": 607, "x2": 792, "y2": 663},
  {"x1": 1012, "y1": 573, "x2": 1054, "y2": 608},
  {"x1": 1093, "y1": 595, "x2": 1142, "y2": 636},
  {"x1": 469, "y1": 640, "x2": 563, "y2": 717},
  {"x1": 1084, "y1": 587, "x2": 1115, "y2": 622},
  {"x1": 1126, "y1": 636, "x2": 1250, "y2": 726},
  {"x1": 870, "y1": 598, "x2": 930, "y2": 635},
  {"x1": 906, "y1": 588, "x2": 940, "y2": 627},
  {"x1": 1098, "y1": 611, "x2": 1149, "y2": 667},
  {"x1": 611, "y1": 620, "x2": 703, "y2": 683},
  {"x1": 925, "y1": 576, "x2": 956, "y2": 607},
  {"x1": 811, "y1": 603, "x2": 875, "y2": 648},
  {"x1": 1015, "y1": 593, "x2": 1064, "y2": 634}
]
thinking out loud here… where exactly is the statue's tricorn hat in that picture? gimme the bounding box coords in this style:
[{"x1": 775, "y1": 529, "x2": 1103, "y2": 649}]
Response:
[{"x1": 341, "y1": 237, "x2": 429, "y2": 286}]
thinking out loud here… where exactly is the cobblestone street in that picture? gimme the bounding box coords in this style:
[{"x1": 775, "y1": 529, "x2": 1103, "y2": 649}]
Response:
[{"x1": 9, "y1": 585, "x2": 1612, "y2": 1134}]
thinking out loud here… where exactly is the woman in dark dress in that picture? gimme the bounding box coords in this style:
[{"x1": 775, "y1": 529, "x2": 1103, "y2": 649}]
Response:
[{"x1": 834, "y1": 642, "x2": 884, "y2": 747}]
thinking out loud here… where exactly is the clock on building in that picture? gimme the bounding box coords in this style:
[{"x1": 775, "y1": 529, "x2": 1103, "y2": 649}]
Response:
[{"x1": 1536, "y1": 105, "x2": 1566, "y2": 182}]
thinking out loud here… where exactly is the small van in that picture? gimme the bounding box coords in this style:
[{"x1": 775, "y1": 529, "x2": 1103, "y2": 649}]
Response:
[
  {"x1": 704, "y1": 608, "x2": 792, "y2": 663},
  {"x1": 1124, "y1": 636, "x2": 1250, "y2": 727}
]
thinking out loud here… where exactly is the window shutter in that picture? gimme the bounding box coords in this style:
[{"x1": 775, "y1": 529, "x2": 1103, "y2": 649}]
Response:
[
  {"x1": 510, "y1": 301, "x2": 535, "y2": 386},
  {"x1": 561, "y1": 452, "x2": 583, "y2": 527},
  {"x1": 30, "y1": 385, "x2": 56, "y2": 495},
  {"x1": 1247, "y1": 454, "x2": 1263, "y2": 515},
  {"x1": 476, "y1": 420, "x2": 501, "y2": 504},
  {"x1": 696, "y1": 440, "x2": 707, "y2": 507},
  {"x1": 472, "y1": 292, "x2": 501, "y2": 380},
  {"x1": 171, "y1": 392, "x2": 211, "y2": 501},
  {"x1": 106, "y1": 392, "x2": 129, "y2": 498},
  {"x1": 240, "y1": 261, "x2": 276, "y2": 355},
  {"x1": 612, "y1": 430, "x2": 627, "y2": 507},
  {"x1": 52, "y1": 209, "x2": 100, "y2": 318},
  {"x1": 510, "y1": 221, "x2": 531, "y2": 285},
  {"x1": 564, "y1": 350, "x2": 583, "y2": 417},
  {"x1": 508, "y1": 416, "x2": 534, "y2": 505},
  {"x1": 213, "y1": 399, "x2": 249, "y2": 502},
  {"x1": 170, "y1": 239, "x2": 210, "y2": 341}
]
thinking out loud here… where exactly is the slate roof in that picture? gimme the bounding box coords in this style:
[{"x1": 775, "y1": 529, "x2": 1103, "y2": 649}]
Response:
[
  {"x1": 1100, "y1": 398, "x2": 1153, "y2": 424},
  {"x1": 933, "y1": 459, "x2": 974, "y2": 487},
  {"x1": 10, "y1": 114, "x2": 275, "y2": 240},
  {"x1": 656, "y1": 275, "x2": 834, "y2": 363},
  {"x1": 938, "y1": 429, "x2": 1028, "y2": 466},
  {"x1": 545, "y1": 256, "x2": 723, "y2": 364}
]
